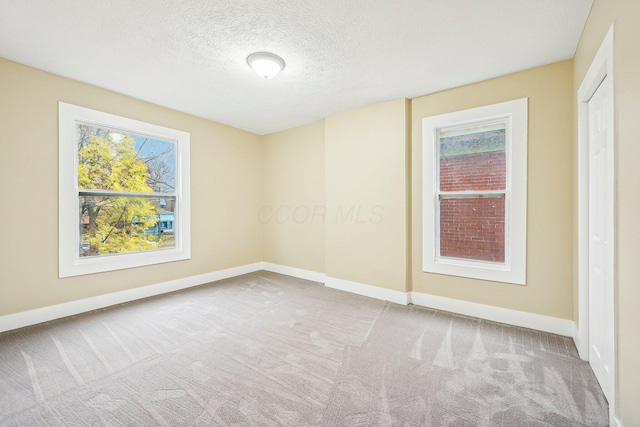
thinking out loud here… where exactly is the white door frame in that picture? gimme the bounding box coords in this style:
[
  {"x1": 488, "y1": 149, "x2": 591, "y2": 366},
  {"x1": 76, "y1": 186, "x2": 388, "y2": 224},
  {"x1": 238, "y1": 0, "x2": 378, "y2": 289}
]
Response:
[{"x1": 577, "y1": 24, "x2": 616, "y2": 423}]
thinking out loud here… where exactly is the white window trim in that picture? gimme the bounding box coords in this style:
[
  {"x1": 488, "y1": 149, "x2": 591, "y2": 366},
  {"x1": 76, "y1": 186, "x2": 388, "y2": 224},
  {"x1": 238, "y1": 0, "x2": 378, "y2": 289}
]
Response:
[
  {"x1": 59, "y1": 102, "x2": 191, "y2": 278},
  {"x1": 422, "y1": 98, "x2": 527, "y2": 285}
]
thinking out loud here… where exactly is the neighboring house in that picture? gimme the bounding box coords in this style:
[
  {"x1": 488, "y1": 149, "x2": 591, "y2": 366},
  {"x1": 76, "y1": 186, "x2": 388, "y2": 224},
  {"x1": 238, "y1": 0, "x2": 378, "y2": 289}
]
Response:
[{"x1": 145, "y1": 210, "x2": 175, "y2": 235}]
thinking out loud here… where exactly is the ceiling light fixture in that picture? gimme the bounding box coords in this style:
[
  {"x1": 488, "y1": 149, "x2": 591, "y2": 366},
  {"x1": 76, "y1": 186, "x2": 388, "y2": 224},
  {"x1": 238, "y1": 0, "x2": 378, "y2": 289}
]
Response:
[{"x1": 247, "y1": 52, "x2": 285, "y2": 79}]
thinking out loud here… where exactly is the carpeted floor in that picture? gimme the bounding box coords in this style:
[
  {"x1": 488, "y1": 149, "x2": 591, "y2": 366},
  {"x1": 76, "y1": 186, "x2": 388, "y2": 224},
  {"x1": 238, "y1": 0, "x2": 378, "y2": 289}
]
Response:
[{"x1": 0, "y1": 271, "x2": 608, "y2": 426}]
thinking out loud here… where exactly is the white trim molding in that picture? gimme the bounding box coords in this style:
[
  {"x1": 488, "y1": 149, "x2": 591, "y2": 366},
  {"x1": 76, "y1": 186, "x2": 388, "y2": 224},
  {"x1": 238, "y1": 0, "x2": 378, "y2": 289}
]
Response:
[
  {"x1": 0, "y1": 263, "x2": 263, "y2": 333},
  {"x1": 324, "y1": 276, "x2": 410, "y2": 305},
  {"x1": 577, "y1": 24, "x2": 616, "y2": 426},
  {"x1": 576, "y1": 25, "x2": 616, "y2": 362},
  {"x1": 410, "y1": 291, "x2": 573, "y2": 337},
  {"x1": 262, "y1": 262, "x2": 325, "y2": 283},
  {"x1": 1, "y1": 261, "x2": 577, "y2": 350},
  {"x1": 59, "y1": 102, "x2": 192, "y2": 278},
  {"x1": 260, "y1": 267, "x2": 574, "y2": 338},
  {"x1": 422, "y1": 98, "x2": 528, "y2": 285}
]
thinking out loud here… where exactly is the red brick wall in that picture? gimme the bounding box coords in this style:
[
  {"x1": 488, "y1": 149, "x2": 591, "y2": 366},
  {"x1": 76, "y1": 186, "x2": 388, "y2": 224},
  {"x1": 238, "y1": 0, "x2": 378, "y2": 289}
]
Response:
[
  {"x1": 439, "y1": 198, "x2": 505, "y2": 262},
  {"x1": 439, "y1": 152, "x2": 506, "y2": 263},
  {"x1": 440, "y1": 152, "x2": 505, "y2": 191}
]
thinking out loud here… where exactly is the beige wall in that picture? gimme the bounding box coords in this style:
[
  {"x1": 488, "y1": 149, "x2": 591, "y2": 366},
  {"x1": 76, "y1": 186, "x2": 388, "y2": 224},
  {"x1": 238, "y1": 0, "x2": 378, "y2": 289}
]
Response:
[
  {"x1": 325, "y1": 99, "x2": 409, "y2": 292},
  {"x1": 411, "y1": 61, "x2": 575, "y2": 319},
  {"x1": 0, "y1": 58, "x2": 263, "y2": 316},
  {"x1": 262, "y1": 121, "x2": 325, "y2": 273},
  {"x1": 574, "y1": 0, "x2": 640, "y2": 423}
]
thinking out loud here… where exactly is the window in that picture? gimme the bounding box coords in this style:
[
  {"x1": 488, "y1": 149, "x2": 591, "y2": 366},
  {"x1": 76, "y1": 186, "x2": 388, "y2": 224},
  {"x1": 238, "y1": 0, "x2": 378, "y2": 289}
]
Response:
[
  {"x1": 59, "y1": 103, "x2": 190, "y2": 277},
  {"x1": 422, "y1": 98, "x2": 527, "y2": 285}
]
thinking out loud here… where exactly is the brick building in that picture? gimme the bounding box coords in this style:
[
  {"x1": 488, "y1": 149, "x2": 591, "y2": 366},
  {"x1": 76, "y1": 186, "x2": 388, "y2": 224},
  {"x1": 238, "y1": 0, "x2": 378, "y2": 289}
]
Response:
[{"x1": 438, "y1": 127, "x2": 506, "y2": 263}]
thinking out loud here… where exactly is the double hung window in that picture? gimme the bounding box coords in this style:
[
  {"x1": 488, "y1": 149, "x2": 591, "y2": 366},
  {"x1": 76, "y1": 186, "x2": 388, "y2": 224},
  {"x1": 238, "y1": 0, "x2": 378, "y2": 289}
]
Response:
[
  {"x1": 422, "y1": 98, "x2": 527, "y2": 284},
  {"x1": 59, "y1": 103, "x2": 191, "y2": 277}
]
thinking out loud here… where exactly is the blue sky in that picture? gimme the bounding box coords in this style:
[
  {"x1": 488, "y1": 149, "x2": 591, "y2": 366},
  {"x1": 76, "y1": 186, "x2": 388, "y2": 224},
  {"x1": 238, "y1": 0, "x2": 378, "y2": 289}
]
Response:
[{"x1": 132, "y1": 134, "x2": 176, "y2": 190}]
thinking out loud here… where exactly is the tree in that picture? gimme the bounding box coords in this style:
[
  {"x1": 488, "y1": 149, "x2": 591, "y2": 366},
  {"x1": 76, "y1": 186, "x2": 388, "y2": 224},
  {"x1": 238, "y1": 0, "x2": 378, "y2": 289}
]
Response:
[{"x1": 77, "y1": 125, "x2": 170, "y2": 256}]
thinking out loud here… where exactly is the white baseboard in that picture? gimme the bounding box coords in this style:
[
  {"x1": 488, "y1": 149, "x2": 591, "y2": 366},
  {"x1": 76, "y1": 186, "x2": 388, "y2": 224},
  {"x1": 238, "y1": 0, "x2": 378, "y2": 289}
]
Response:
[
  {"x1": 261, "y1": 262, "x2": 325, "y2": 283},
  {"x1": 0, "y1": 262, "x2": 263, "y2": 333},
  {"x1": 409, "y1": 291, "x2": 574, "y2": 337},
  {"x1": 325, "y1": 276, "x2": 409, "y2": 305},
  {"x1": 0, "y1": 261, "x2": 576, "y2": 340},
  {"x1": 275, "y1": 269, "x2": 573, "y2": 337}
]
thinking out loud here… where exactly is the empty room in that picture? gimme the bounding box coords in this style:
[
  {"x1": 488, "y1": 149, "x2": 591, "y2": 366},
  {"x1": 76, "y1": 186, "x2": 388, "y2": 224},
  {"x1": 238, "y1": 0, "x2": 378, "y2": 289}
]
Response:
[{"x1": 0, "y1": 0, "x2": 638, "y2": 426}]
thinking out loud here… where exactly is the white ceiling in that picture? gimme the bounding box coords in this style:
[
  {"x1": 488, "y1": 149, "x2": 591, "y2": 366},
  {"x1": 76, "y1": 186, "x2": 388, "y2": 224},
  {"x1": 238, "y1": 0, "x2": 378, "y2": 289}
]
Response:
[{"x1": 0, "y1": 0, "x2": 593, "y2": 135}]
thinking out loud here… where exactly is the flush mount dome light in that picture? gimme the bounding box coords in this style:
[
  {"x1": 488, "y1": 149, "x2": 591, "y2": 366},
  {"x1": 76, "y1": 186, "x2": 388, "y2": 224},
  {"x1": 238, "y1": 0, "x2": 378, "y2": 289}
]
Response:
[{"x1": 247, "y1": 52, "x2": 285, "y2": 78}]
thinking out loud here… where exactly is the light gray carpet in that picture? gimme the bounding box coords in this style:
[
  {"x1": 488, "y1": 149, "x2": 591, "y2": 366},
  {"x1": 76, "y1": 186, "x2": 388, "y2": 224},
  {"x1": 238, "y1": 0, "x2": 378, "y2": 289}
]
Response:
[{"x1": 0, "y1": 271, "x2": 608, "y2": 426}]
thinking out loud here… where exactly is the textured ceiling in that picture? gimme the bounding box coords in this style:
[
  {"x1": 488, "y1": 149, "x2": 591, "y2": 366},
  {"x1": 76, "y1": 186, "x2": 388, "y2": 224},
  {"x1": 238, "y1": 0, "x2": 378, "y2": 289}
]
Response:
[{"x1": 0, "y1": 0, "x2": 593, "y2": 135}]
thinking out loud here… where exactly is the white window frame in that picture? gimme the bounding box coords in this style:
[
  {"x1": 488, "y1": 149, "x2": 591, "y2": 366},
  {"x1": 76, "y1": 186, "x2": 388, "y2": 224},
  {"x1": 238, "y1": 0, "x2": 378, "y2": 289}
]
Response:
[
  {"x1": 59, "y1": 102, "x2": 191, "y2": 278},
  {"x1": 422, "y1": 98, "x2": 527, "y2": 285}
]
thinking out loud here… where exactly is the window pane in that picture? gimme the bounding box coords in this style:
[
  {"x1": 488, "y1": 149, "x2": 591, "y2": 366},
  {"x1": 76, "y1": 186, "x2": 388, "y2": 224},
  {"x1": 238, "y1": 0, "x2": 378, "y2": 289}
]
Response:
[
  {"x1": 77, "y1": 124, "x2": 176, "y2": 193},
  {"x1": 439, "y1": 197, "x2": 505, "y2": 263},
  {"x1": 439, "y1": 122, "x2": 506, "y2": 191},
  {"x1": 79, "y1": 196, "x2": 176, "y2": 257}
]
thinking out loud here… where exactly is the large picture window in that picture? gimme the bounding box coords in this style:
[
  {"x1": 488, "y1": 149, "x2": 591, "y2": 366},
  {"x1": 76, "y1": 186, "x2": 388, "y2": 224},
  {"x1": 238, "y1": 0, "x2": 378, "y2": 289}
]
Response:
[
  {"x1": 422, "y1": 98, "x2": 527, "y2": 285},
  {"x1": 59, "y1": 103, "x2": 191, "y2": 277}
]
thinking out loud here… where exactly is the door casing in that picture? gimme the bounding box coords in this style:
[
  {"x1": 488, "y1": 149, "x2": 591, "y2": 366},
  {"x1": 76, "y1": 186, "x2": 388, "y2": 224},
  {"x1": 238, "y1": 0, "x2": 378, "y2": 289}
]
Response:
[{"x1": 577, "y1": 24, "x2": 616, "y2": 424}]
